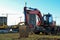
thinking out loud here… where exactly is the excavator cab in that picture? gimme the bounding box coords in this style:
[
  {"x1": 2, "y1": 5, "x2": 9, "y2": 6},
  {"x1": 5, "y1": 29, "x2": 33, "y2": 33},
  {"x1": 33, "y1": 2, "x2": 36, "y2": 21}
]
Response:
[{"x1": 43, "y1": 13, "x2": 53, "y2": 27}]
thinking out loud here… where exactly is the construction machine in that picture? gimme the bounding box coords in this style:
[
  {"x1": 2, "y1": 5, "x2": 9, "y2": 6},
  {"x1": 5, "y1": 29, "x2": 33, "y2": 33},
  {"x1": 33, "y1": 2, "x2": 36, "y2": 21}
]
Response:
[
  {"x1": 23, "y1": 6, "x2": 58, "y2": 35},
  {"x1": 0, "y1": 24, "x2": 8, "y2": 29}
]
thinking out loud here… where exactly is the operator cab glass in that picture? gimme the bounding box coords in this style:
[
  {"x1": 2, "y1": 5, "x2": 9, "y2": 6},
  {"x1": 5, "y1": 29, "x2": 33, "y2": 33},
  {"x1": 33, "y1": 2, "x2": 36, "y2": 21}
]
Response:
[
  {"x1": 44, "y1": 16, "x2": 46, "y2": 21},
  {"x1": 49, "y1": 16, "x2": 52, "y2": 23}
]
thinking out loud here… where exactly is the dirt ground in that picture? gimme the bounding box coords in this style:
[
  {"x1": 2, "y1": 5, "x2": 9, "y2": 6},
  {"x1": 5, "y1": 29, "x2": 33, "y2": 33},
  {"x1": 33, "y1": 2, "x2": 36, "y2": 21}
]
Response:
[{"x1": 0, "y1": 33, "x2": 60, "y2": 40}]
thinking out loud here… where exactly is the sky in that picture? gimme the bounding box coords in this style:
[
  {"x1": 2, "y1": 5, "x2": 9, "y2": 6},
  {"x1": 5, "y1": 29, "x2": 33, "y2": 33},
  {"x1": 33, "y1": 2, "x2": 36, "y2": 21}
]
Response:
[{"x1": 0, "y1": 0, "x2": 60, "y2": 25}]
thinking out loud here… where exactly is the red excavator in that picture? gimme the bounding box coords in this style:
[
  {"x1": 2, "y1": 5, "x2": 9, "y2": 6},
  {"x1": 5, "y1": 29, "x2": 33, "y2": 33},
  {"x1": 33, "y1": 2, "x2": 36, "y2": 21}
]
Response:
[{"x1": 24, "y1": 6, "x2": 57, "y2": 35}]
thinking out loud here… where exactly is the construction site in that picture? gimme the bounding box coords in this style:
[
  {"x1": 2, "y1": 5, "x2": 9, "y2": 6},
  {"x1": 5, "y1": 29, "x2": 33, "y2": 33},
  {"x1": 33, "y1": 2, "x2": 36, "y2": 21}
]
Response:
[
  {"x1": 0, "y1": 0, "x2": 60, "y2": 40},
  {"x1": 0, "y1": 5, "x2": 60, "y2": 40}
]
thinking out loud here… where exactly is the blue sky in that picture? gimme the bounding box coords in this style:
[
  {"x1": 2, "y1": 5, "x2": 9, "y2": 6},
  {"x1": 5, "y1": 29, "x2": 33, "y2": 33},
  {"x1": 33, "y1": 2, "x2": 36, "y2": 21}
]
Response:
[{"x1": 0, "y1": 0, "x2": 60, "y2": 25}]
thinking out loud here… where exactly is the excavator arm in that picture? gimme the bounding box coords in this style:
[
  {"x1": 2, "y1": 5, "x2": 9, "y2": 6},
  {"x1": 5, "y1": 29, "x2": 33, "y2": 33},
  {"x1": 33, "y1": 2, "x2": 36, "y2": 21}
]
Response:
[{"x1": 24, "y1": 7, "x2": 42, "y2": 26}]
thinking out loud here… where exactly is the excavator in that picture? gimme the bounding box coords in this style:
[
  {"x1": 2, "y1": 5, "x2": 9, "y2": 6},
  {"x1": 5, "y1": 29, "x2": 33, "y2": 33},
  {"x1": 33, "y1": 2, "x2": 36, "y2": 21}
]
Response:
[{"x1": 24, "y1": 6, "x2": 57, "y2": 35}]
